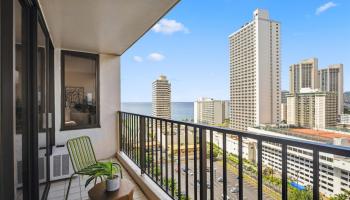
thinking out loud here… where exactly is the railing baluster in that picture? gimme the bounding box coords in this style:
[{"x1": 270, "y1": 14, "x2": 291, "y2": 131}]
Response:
[
  {"x1": 160, "y1": 120, "x2": 163, "y2": 186},
  {"x1": 171, "y1": 122, "x2": 175, "y2": 197},
  {"x1": 137, "y1": 116, "x2": 140, "y2": 165},
  {"x1": 165, "y1": 121, "x2": 169, "y2": 192},
  {"x1": 155, "y1": 119, "x2": 159, "y2": 182},
  {"x1": 132, "y1": 114, "x2": 135, "y2": 161},
  {"x1": 238, "y1": 135, "x2": 243, "y2": 200},
  {"x1": 210, "y1": 130, "x2": 214, "y2": 200},
  {"x1": 118, "y1": 112, "x2": 122, "y2": 152},
  {"x1": 140, "y1": 116, "x2": 146, "y2": 174},
  {"x1": 185, "y1": 125, "x2": 189, "y2": 199},
  {"x1": 282, "y1": 143, "x2": 288, "y2": 200},
  {"x1": 120, "y1": 113, "x2": 123, "y2": 152},
  {"x1": 151, "y1": 118, "x2": 154, "y2": 179},
  {"x1": 177, "y1": 123, "x2": 181, "y2": 199},
  {"x1": 194, "y1": 127, "x2": 198, "y2": 200},
  {"x1": 129, "y1": 114, "x2": 131, "y2": 158},
  {"x1": 223, "y1": 132, "x2": 227, "y2": 200},
  {"x1": 257, "y1": 139, "x2": 263, "y2": 200},
  {"x1": 126, "y1": 114, "x2": 129, "y2": 157},
  {"x1": 199, "y1": 128, "x2": 207, "y2": 200},
  {"x1": 313, "y1": 150, "x2": 319, "y2": 200},
  {"x1": 135, "y1": 115, "x2": 137, "y2": 162},
  {"x1": 147, "y1": 118, "x2": 150, "y2": 174}
]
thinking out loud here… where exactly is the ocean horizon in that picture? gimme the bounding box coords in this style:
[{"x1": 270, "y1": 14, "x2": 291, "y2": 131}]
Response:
[{"x1": 121, "y1": 102, "x2": 194, "y2": 121}]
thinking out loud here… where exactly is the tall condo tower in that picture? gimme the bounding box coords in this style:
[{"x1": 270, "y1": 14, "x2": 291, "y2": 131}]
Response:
[
  {"x1": 152, "y1": 75, "x2": 171, "y2": 119},
  {"x1": 229, "y1": 9, "x2": 281, "y2": 131},
  {"x1": 289, "y1": 58, "x2": 319, "y2": 94},
  {"x1": 318, "y1": 64, "x2": 344, "y2": 115}
]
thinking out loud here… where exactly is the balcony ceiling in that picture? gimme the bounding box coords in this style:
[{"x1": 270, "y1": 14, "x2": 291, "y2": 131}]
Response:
[{"x1": 38, "y1": 0, "x2": 179, "y2": 55}]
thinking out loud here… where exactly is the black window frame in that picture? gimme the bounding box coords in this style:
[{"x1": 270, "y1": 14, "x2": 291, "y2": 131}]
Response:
[{"x1": 60, "y1": 50, "x2": 100, "y2": 131}]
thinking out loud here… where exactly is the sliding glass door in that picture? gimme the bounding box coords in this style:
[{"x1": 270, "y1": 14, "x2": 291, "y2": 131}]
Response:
[
  {"x1": 37, "y1": 15, "x2": 54, "y2": 200},
  {"x1": 13, "y1": 1, "x2": 54, "y2": 199}
]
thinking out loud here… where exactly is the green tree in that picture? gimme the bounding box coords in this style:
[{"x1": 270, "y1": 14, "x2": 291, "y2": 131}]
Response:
[
  {"x1": 288, "y1": 187, "x2": 313, "y2": 200},
  {"x1": 330, "y1": 190, "x2": 350, "y2": 200}
]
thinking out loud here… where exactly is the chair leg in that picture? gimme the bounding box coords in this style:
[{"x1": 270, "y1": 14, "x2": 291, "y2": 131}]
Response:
[
  {"x1": 65, "y1": 173, "x2": 76, "y2": 200},
  {"x1": 78, "y1": 175, "x2": 82, "y2": 200}
]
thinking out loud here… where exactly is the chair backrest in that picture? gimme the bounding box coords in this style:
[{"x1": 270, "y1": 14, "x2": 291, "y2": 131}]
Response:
[{"x1": 67, "y1": 136, "x2": 97, "y2": 172}]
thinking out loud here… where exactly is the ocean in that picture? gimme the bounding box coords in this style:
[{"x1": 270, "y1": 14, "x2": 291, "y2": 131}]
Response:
[{"x1": 121, "y1": 102, "x2": 194, "y2": 121}]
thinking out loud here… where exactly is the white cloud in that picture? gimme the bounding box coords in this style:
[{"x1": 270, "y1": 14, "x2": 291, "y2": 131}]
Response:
[
  {"x1": 133, "y1": 56, "x2": 143, "y2": 62},
  {"x1": 316, "y1": 2, "x2": 337, "y2": 15},
  {"x1": 152, "y1": 19, "x2": 189, "y2": 35},
  {"x1": 148, "y1": 53, "x2": 165, "y2": 62}
]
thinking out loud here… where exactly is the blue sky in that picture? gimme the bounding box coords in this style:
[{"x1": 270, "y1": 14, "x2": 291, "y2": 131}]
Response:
[{"x1": 121, "y1": 0, "x2": 350, "y2": 102}]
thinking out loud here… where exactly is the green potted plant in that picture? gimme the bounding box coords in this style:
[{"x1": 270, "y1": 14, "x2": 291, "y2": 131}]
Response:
[{"x1": 82, "y1": 161, "x2": 120, "y2": 192}]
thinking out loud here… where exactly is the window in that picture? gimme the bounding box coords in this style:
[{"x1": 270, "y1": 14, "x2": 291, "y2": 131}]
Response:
[{"x1": 61, "y1": 50, "x2": 100, "y2": 130}]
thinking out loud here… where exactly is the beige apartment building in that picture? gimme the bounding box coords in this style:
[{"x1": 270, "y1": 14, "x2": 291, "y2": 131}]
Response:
[
  {"x1": 194, "y1": 98, "x2": 229, "y2": 125},
  {"x1": 319, "y1": 64, "x2": 344, "y2": 115},
  {"x1": 152, "y1": 75, "x2": 171, "y2": 119},
  {"x1": 289, "y1": 58, "x2": 319, "y2": 94},
  {"x1": 280, "y1": 103, "x2": 287, "y2": 123},
  {"x1": 229, "y1": 9, "x2": 281, "y2": 131},
  {"x1": 287, "y1": 89, "x2": 337, "y2": 129}
]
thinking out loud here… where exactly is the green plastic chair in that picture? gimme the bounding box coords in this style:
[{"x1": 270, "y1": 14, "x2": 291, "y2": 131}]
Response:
[{"x1": 65, "y1": 136, "x2": 122, "y2": 200}]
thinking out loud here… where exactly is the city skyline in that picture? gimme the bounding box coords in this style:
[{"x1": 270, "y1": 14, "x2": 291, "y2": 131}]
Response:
[{"x1": 121, "y1": 1, "x2": 350, "y2": 102}]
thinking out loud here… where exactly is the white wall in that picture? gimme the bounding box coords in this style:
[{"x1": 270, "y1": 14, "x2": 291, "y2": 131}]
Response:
[{"x1": 54, "y1": 48, "x2": 121, "y2": 160}]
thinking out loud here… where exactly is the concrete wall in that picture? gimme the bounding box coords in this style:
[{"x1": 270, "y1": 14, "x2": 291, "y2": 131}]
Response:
[{"x1": 54, "y1": 48, "x2": 121, "y2": 160}]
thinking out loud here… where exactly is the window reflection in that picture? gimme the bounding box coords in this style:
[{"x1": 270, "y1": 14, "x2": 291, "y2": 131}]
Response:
[{"x1": 62, "y1": 52, "x2": 99, "y2": 129}]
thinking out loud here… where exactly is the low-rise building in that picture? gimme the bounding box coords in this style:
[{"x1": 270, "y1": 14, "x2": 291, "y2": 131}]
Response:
[
  {"x1": 340, "y1": 114, "x2": 350, "y2": 125},
  {"x1": 249, "y1": 127, "x2": 350, "y2": 197},
  {"x1": 287, "y1": 88, "x2": 337, "y2": 129},
  {"x1": 280, "y1": 103, "x2": 287, "y2": 123},
  {"x1": 194, "y1": 97, "x2": 229, "y2": 125}
]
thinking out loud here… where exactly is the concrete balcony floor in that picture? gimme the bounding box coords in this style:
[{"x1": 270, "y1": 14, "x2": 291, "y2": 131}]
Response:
[{"x1": 47, "y1": 158, "x2": 148, "y2": 200}]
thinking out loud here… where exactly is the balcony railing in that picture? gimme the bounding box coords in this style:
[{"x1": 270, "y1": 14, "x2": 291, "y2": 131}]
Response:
[{"x1": 118, "y1": 111, "x2": 350, "y2": 200}]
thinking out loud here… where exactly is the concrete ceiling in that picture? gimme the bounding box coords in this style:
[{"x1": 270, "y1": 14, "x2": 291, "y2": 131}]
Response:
[{"x1": 38, "y1": 0, "x2": 179, "y2": 55}]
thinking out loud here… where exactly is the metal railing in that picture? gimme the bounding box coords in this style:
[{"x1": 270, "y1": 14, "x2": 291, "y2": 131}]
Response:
[{"x1": 118, "y1": 111, "x2": 350, "y2": 200}]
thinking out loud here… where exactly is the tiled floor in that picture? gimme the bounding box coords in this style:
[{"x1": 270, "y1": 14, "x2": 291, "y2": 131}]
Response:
[{"x1": 48, "y1": 159, "x2": 148, "y2": 200}]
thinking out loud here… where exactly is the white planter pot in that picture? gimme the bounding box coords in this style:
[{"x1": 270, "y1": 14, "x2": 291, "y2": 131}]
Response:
[{"x1": 106, "y1": 176, "x2": 120, "y2": 192}]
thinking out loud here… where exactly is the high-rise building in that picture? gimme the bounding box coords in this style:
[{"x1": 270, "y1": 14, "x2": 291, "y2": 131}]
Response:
[
  {"x1": 229, "y1": 9, "x2": 281, "y2": 130},
  {"x1": 194, "y1": 98, "x2": 229, "y2": 125},
  {"x1": 318, "y1": 64, "x2": 344, "y2": 115},
  {"x1": 287, "y1": 88, "x2": 337, "y2": 129},
  {"x1": 152, "y1": 75, "x2": 171, "y2": 119},
  {"x1": 289, "y1": 58, "x2": 319, "y2": 94},
  {"x1": 281, "y1": 90, "x2": 289, "y2": 104}
]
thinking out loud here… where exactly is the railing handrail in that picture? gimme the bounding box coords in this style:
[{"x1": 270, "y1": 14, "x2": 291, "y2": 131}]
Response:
[{"x1": 118, "y1": 111, "x2": 350, "y2": 157}]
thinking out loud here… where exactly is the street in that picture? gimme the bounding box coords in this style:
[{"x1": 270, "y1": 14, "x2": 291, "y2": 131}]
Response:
[{"x1": 159, "y1": 158, "x2": 275, "y2": 200}]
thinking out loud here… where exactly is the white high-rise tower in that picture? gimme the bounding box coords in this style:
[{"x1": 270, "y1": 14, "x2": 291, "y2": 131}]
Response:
[
  {"x1": 152, "y1": 75, "x2": 171, "y2": 119},
  {"x1": 229, "y1": 9, "x2": 281, "y2": 131}
]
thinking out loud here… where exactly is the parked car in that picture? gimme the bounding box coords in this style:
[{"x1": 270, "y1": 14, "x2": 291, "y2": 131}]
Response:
[
  {"x1": 217, "y1": 176, "x2": 223, "y2": 182},
  {"x1": 221, "y1": 194, "x2": 231, "y2": 200},
  {"x1": 181, "y1": 167, "x2": 187, "y2": 173},
  {"x1": 230, "y1": 187, "x2": 239, "y2": 193}
]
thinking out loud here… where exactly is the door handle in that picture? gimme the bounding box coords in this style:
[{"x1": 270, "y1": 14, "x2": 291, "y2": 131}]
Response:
[
  {"x1": 48, "y1": 113, "x2": 52, "y2": 129},
  {"x1": 42, "y1": 113, "x2": 46, "y2": 129}
]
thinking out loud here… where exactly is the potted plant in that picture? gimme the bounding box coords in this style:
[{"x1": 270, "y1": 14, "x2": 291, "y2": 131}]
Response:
[{"x1": 83, "y1": 161, "x2": 121, "y2": 192}]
